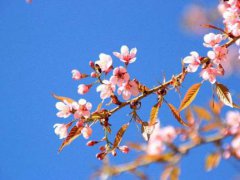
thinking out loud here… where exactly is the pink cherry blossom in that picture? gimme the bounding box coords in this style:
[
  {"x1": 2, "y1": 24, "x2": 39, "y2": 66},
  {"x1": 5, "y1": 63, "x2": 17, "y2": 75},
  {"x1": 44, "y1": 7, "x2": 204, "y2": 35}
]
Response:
[
  {"x1": 55, "y1": 101, "x2": 73, "y2": 118},
  {"x1": 110, "y1": 66, "x2": 130, "y2": 86},
  {"x1": 160, "y1": 126, "x2": 177, "y2": 143},
  {"x1": 78, "y1": 84, "x2": 92, "y2": 94},
  {"x1": 53, "y1": 123, "x2": 68, "y2": 139},
  {"x1": 231, "y1": 135, "x2": 240, "y2": 158},
  {"x1": 117, "y1": 80, "x2": 139, "y2": 100},
  {"x1": 146, "y1": 123, "x2": 165, "y2": 155},
  {"x1": 73, "y1": 99, "x2": 92, "y2": 119},
  {"x1": 96, "y1": 80, "x2": 116, "y2": 100},
  {"x1": 183, "y1": 51, "x2": 201, "y2": 72},
  {"x1": 226, "y1": 111, "x2": 240, "y2": 135},
  {"x1": 200, "y1": 65, "x2": 224, "y2": 84},
  {"x1": 207, "y1": 45, "x2": 228, "y2": 64},
  {"x1": 95, "y1": 53, "x2": 113, "y2": 73},
  {"x1": 82, "y1": 125, "x2": 93, "y2": 139},
  {"x1": 203, "y1": 33, "x2": 224, "y2": 48},
  {"x1": 113, "y1": 45, "x2": 137, "y2": 65}
]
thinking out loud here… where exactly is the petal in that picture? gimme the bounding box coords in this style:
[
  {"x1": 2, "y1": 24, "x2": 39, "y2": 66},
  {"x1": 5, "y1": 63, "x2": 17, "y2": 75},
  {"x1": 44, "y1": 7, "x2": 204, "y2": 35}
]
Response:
[
  {"x1": 183, "y1": 56, "x2": 194, "y2": 64},
  {"x1": 130, "y1": 48, "x2": 137, "y2": 56},
  {"x1": 121, "y1": 45, "x2": 129, "y2": 55},
  {"x1": 78, "y1": 99, "x2": 87, "y2": 105},
  {"x1": 55, "y1": 102, "x2": 65, "y2": 110},
  {"x1": 113, "y1": 52, "x2": 121, "y2": 59},
  {"x1": 86, "y1": 102, "x2": 92, "y2": 110}
]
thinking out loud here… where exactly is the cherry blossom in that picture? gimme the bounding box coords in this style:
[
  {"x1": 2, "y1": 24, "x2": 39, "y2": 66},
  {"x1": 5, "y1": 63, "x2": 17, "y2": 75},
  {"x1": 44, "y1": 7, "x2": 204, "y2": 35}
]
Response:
[
  {"x1": 160, "y1": 126, "x2": 177, "y2": 143},
  {"x1": 231, "y1": 135, "x2": 240, "y2": 158},
  {"x1": 82, "y1": 125, "x2": 93, "y2": 139},
  {"x1": 203, "y1": 33, "x2": 224, "y2": 48},
  {"x1": 183, "y1": 51, "x2": 201, "y2": 73},
  {"x1": 110, "y1": 66, "x2": 130, "y2": 86},
  {"x1": 78, "y1": 84, "x2": 92, "y2": 94},
  {"x1": 207, "y1": 45, "x2": 228, "y2": 64},
  {"x1": 113, "y1": 45, "x2": 137, "y2": 65},
  {"x1": 55, "y1": 101, "x2": 73, "y2": 118},
  {"x1": 226, "y1": 111, "x2": 240, "y2": 135},
  {"x1": 95, "y1": 53, "x2": 113, "y2": 74},
  {"x1": 71, "y1": 69, "x2": 87, "y2": 80},
  {"x1": 200, "y1": 65, "x2": 224, "y2": 84},
  {"x1": 117, "y1": 80, "x2": 139, "y2": 100},
  {"x1": 96, "y1": 80, "x2": 116, "y2": 100},
  {"x1": 73, "y1": 99, "x2": 92, "y2": 119},
  {"x1": 53, "y1": 123, "x2": 69, "y2": 139}
]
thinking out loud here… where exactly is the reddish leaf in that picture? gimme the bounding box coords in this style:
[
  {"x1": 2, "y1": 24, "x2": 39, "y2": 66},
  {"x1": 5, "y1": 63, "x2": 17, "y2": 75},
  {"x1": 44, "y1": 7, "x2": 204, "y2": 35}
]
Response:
[
  {"x1": 179, "y1": 83, "x2": 201, "y2": 111},
  {"x1": 113, "y1": 123, "x2": 129, "y2": 148},
  {"x1": 58, "y1": 126, "x2": 83, "y2": 152},
  {"x1": 149, "y1": 100, "x2": 162, "y2": 126},
  {"x1": 168, "y1": 103, "x2": 189, "y2": 127},
  {"x1": 215, "y1": 83, "x2": 233, "y2": 108}
]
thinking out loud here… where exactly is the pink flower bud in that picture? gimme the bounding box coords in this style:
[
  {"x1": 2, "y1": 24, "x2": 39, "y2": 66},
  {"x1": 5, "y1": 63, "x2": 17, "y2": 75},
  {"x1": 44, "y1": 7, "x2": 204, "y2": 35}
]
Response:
[
  {"x1": 82, "y1": 126, "x2": 92, "y2": 139},
  {"x1": 78, "y1": 84, "x2": 92, "y2": 94},
  {"x1": 91, "y1": 72, "x2": 98, "y2": 78},
  {"x1": 119, "y1": 145, "x2": 130, "y2": 154},
  {"x1": 96, "y1": 152, "x2": 107, "y2": 160},
  {"x1": 86, "y1": 140, "x2": 98, "y2": 146},
  {"x1": 71, "y1": 69, "x2": 82, "y2": 80},
  {"x1": 99, "y1": 146, "x2": 106, "y2": 152},
  {"x1": 89, "y1": 61, "x2": 95, "y2": 69},
  {"x1": 76, "y1": 120, "x2": 84, "y2": 128},
  {"x1": 111, "y1": 150, "x2": 117, "y2": 156}
]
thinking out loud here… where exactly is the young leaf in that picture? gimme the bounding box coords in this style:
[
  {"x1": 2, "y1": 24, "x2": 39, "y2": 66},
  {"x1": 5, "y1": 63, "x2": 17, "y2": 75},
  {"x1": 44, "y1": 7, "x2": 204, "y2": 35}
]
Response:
[
  {"x1": 113, "y1": 123, "x2": 129, "y2": 148},
  {"x1": 193, "y1": 106, "x2": 211, "y2": 121},
  {"x1": 58, "y1": 126, "x2": 83, "y2": 152},
  {"x1": 215, "y1": 83, "x2": 233, "y2": 108},
  {"x1": 179, "y1": 83, "x2": 201, "y2": 111},
  {"x1": 205, "y1": 153, "x2": 221, "y2": 171},
  {"x1": 52, "y1": 93, "x2": 75, "y2": 103},
  {"x1": 167, "y1": 103, "x2": 189, "y2": 127},
  {"x1": 141, "y1": 122, "x2": 155, "y2": 141},
  {"x1": 149, "y1": 100, "x2": 162, "y2": 126}
]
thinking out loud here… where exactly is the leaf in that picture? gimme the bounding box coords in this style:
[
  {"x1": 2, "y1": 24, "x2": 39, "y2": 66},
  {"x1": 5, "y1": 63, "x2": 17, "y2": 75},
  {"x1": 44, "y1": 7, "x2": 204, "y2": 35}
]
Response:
[
  {"x1": 141, "y1": 122, "x2": 155, "y2": 141},
  {"x1": 96, "y1": 102, "x2": 103, "y2": 112},
  {"x1": 149, "y1": 100, "x2": 162, "y2": 126},
  {"x1": 168, "y1": 103, "x2": 189, "y2": 127},
  {"x1": 179, "y1": 83, "x2": 201, "y2": 111},
  {"x1": 185, "y1": 107, "x2": 194, "y2": 124},
  {"x1": 161, "y1": 166, "x2": 180, "y2": 180},
  {"x1": 52, "y1": 93, "x2": 75, "y2": 103},
  {"x1": 113, "y1": 123, "x2": 129, "y2": 148},
  {"x1": 205, "y1": 153, "x2": 221, "y2": 171},
  {"x1": 209, "y1": 100, "x2": 223, "y2": 115},
  {"x1": 193, "y1": 106, "x2": 211, "y2": 121},
  {"x1": 58, "y1": 126, "x2": 83, "y2": 152},
  {"x1": 215, "y1": 83, "x2": 233, "y2": 108}
]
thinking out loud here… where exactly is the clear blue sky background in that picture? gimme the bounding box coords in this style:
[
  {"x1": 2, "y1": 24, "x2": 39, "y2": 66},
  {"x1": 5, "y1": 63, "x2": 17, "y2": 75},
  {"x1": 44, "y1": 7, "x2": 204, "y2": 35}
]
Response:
[{"x1": 1, "y1": 0, "x2": 240, "y2": 179}]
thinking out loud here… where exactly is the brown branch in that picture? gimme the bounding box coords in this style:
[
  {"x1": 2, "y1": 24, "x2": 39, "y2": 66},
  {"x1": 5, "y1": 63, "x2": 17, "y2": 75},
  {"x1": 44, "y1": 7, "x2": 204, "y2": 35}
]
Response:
[
  {"x1": 100, "y1": 133, "x2": 226, "y2": 177},
  {"x1": 107, "y1": 36, "x2": 240, "y2": 116}
]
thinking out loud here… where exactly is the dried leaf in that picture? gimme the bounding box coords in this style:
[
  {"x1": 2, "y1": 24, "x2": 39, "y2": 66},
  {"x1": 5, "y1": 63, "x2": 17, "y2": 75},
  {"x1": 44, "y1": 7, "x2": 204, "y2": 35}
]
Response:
[
  {"x1": 193, "y1": 106, "x2": 211, "y2": 121},
  {"x1": 205, "y1": 153, "x2": 221, "y2": 171},
  {"x1": 179, "y1": 83, "x2": 201, "y2": 111},
  {"x1": 141, "y1": 122, "x2": 155, "y2": 141},
  {"x1": 149, "y1": 100, "x2": 162, "y2": 126},
  {"x1": 52, "y1": 93, "x2": 75, "y2": 103},
  {"x1": 215, "y1": 83, "x2": 233, "y2": 108},
  {"x1": 168, "y1": 103, "x2": 189, "y2": 127},
  {"x1": 113, "y1": 123, "x2": 129, "y2": 148},
  {"x1": 58, "y1": 125, "x2": 83, "y2": 152},
  {"x1": 185, "y1": 107, "x2": 194, "y2": 124}
]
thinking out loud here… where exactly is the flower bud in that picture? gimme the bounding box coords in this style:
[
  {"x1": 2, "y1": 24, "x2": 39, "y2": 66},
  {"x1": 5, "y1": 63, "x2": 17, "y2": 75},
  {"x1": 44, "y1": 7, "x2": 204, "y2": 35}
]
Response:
[
  {"x1": 78, "y1": 84, "x2": 92, "y2": 94},
  {"x1": 96, "y1": 152, "x2": 106, "y2": 160},
  {"x1": 82, "y1": 126, "x2": 93, "y2": 139},
  {"x1": 99, "y1": 146, "x2": 106, "y2": 152},
  {"x1": 91, "y1": 72, "x2": 98, "y2": 78},
  {"x1": 111, "y1": 150, "x2": 117, "y2": 156},
  {"x1": 86, "y1": 140, "x2": 98, "y2": 146},
  {"x1": 119, "y1": 145, "x2": 130, "y2": 154},
  {"x1": 89, "y1": 61, "x2": 95, "y2": 69}
]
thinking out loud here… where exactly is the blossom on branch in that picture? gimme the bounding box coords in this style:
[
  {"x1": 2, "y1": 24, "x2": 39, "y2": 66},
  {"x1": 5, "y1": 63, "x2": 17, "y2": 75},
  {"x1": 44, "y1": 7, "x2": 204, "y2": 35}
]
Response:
[
  {"x1": 183, "y1": 51, "x2": 201, "y2": 73},
  {"x1": 113, "y1": 45, "x2": 137, "y2": 65}
]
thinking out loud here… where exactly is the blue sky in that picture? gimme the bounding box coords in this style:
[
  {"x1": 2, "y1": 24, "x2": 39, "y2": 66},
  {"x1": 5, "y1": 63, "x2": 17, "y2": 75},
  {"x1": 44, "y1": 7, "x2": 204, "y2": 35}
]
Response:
[{"x1": 1, "y1": 0, "x2": 240, "y2": 179}]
